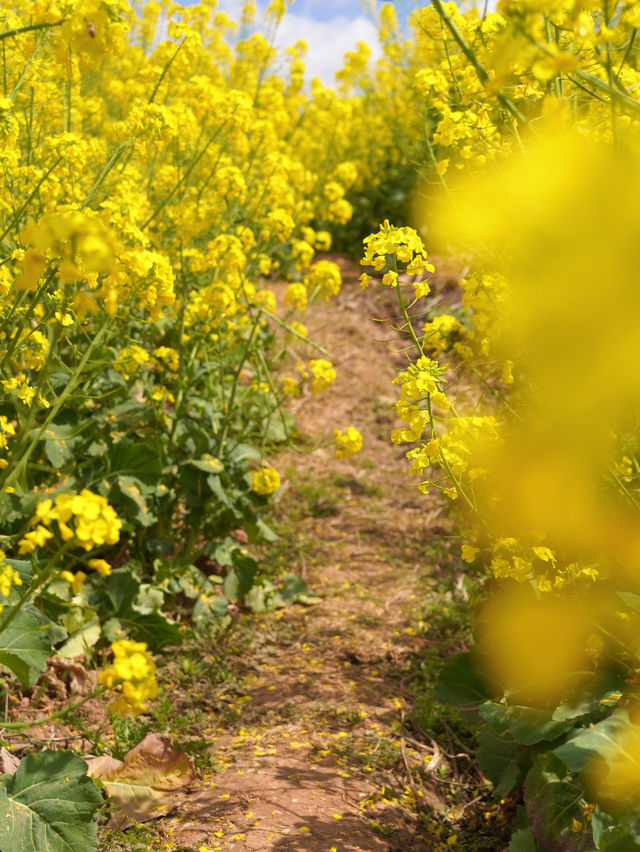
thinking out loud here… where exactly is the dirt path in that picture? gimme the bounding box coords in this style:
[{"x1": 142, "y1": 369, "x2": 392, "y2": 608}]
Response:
[{"x1": 150, "y1": 258, "x2": 462, "y2": 852}]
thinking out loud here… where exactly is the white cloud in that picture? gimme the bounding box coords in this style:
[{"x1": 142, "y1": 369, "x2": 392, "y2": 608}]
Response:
[
  {"x1": 212, "y1": 1, "x2": 381, "y2": 86},
  {"x1": 273, "y1": 13, "x2": 381, "y2": 85}
]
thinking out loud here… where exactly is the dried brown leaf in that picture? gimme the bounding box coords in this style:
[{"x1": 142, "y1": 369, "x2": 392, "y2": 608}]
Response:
[
  {"x1": 87, "y1": 733, "x2": 199, "y2": 829},
  {"x1": 0, "y1": 748, "x2": 19, "y2": 775}
]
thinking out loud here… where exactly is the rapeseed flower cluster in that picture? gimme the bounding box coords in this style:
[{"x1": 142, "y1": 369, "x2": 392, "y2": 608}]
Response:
[
  {"x1": 333, "y1": 427, "x2": 363, "y2": 459},
  {"x1": 19, "y1": 491, "x2": 121, "y2": 554},
  {"x1": 98, "y1": 639, "x2": 158, "y2": 716},
  {"x1": 251, "y1": 467, "x2": 281, "y2": 496},
  {"x1": 0, "y1": 552, "x2": 22, "y2": 614}
]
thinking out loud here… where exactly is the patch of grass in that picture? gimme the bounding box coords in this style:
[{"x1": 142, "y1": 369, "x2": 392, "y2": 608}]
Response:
[
  {"x1": 330, "y1": 734, "x2": 403, "y2": 772},
  {"x1": 334, "y1": 473, "x2": 383, "y2": 497},
  {"x1": 295, "y1": 478, "x2": 341, "y2": 517},
  {"x1": 312, "y1": 701, "x2": 365, "y2": 728},
  {"x1": 99, "y1": 823, "x2": 165, "y2": 852},
  {"x1": 111, "y1": 715, "x2": 152, "y2": 761}
]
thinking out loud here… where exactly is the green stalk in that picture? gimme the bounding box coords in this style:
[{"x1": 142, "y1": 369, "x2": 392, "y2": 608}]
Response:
[
  {"x1": 142, "y1": 125, "x2": 226, "y2": 229},
  {"x1": 429, "y1": 0, "x2": 526, "y2": 123},
  {"x1": 0, "y1": 20, "x2": 65, "y2": 42},
  {"x1": 0, "y1": 544, "x2": 68, "y2": 637},
  {"x1": 81, "y1": 137, "x2": 135, "y2": 210},
  {"x1": 0, "y1": 156, "x2": 62, "y2": 243},
  {"x1": 216, "y1": 315, "x2": 262, "y2": 455},
  {"x1": 2, "y1": 320, "x2": 112, "y2": 490},
  {"x1": 395, "y1": 270, "x2": 476, "y2": 513},
  {"x1": 148, "y1": 37, "x2": 185, "y2": 104}
]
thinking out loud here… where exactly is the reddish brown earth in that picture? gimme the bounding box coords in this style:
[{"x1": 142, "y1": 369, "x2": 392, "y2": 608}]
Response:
[{"x1": 142, "y1": 258, "x2": 467, "y2": 852}]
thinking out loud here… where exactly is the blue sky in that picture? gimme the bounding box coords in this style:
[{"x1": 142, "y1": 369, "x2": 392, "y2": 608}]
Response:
[
  {"x1": 212, "y1": 1, "x2": 420, "y2": 84},
  {"x1": 212, "y1": 2, "x2": 493, "y2": 86}
]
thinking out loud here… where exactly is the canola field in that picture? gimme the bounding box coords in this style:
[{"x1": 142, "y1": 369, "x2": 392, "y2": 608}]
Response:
[{"x1": 1, "y1": 0, "x2": 640, "y2": 848}]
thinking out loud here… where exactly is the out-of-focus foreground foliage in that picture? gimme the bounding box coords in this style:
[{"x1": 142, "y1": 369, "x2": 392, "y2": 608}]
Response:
[{"x1": 360, "y1": 1, "x2": 640, "y2": 849}]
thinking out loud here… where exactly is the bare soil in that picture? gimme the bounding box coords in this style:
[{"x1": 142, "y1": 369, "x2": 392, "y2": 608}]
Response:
[{"x1": 143, "y1": 258, "x2": 475, "y2": 852}]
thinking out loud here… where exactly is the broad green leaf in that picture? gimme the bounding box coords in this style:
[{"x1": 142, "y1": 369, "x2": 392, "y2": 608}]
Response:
[
  {"x1": 206, "y1": 475, "x2": 234, "y2": 509},
  {"x1": 510, "y1": 805, "x2": 539, "y2": 852},
  {"x1": 5, "y1": 559, "x2": 32, "y2": 586},
  {"x1": 100, "y1": 571, "x2": 178, "y2": 650},
  {"x1": 600, "y1": 836, "x2": 640, "y2": 851},
  {"x1": 228, "y1": 443, "x2": 260, "y2": 463},
  {"x1": 102, "y1": 617, "x2": 123, "y2": 643},
  {"x1": 132, "y1": 584, "x2": 164, "y2": 615},
  {"x1": 478, "y1": 722, "x2": 530, "y2": 798},
  {"x1": 279, "y1": 573, "x2": 321, "y2": 606},
  {"x1": 434, "y1": 652, "x2": 494, "y2": 709},
  {"x1": 0, "y1": 750, "x2": 102, "y2": 852},
  {"x1": 117, "y1": 612, "x2": 181, "y2": 651},
  {"x1": 524, "y1": 755, "x2": 594, "y2": 852},
  {"x1": 223, "y1": 556, "x2": 257, "y2": 601},
  {"x1": 244, "y1": 517, "x2": 278, "y2": 543},
  {"x1": 480, "y1": 702, "x2": 574, "y2": 746},
  {"x1": 0, "y1": 604, "x2": 52, "y2": 688},
  {"x1": 244, "y1": 585, "x2": 267, "y2": 612},
  {"x1": 186, "y1": 457, "x2": 224, "y2": 474},
  {"x1": 554, "y1": 710, "x2": 631, "y2": 774},
  {"x1": 40, "y1": 424, "x2": 80, "y2": 469},
  {"x1": 105, "y1": 570, "x2": 140, "y2": 615},
  {"x1": 108, "y1": 441, "x2": 163, "y2": 483},
  {"x1": 615, "y1": 591, "x2": 640, "y2": 612}
]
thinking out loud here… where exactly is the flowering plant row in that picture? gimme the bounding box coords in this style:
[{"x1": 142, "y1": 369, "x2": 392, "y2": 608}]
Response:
[
  {"x1": 360, "y1": 2, "x2": 640, "y2": 847},
  {"x1": 0, "y1": 0, "x2": 371, "y2": 843}
]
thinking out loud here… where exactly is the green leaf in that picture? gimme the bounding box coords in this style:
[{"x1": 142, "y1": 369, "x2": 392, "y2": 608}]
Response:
[
  {"x1": 206, "y1": 475, "x2": 233, "y2": 509},
  {"x1": 524, "y1": 755, "x2": 593, "y2": 852},
  {"x1": 510, "y1": 806, "x2": 539, "y2": 852},
  {"x1": 478, "y1": 722, "x2": 530, "y2": 798},
  {"x1": 187, "y1": 457, "x2": 224, "y2": 475},
  {"x1": 108, "y1": 441, "x2": 163, "y2": 483},
  {"x1": 0, "y1": 750, "x2": 102, "y2": 852},
  {"x1": 41, "y1": 425, "x2": 79, "y2": 470},
  {"x1": 105, "y1": 570, "x2": 140, "y2": 615},
  {"x1": 132, "y1": 584, "x2": 164, "y2": 615},
  {"x1": 100, "y1": 571, "x2": 178, "y2": 651},
  {"x1": 434, "y1": 652, "x2": 494, "y2": 709},
  {"x1": 0, "y1": 605, "x2": 52, "y2": 688},
  {"x1": 102, "y1": 618, "x2": 123, "y2": 643},
  {"x1": 554, "y1": 710, "x2": 630, "y2": 774},
  {"x1": 57, "y1": 616, "x2": 101, "y2": 659},
  {"x1": 114, "y1": 475, "x2": 157, "y2": 527},
  {"x1": 600, "y1": 836, "x2": 640, "y2": 851},
  {"x1": 480, "y1": 702, "x2": 574, "y2": 746},
  {"x1": 228, "y1": 443, "x2": 260, "y2": 464},
  {"x1": 510, "y1": 828, "x2": 539, "y2": 852},
  {"x1": 279, "y1": 573, "x2": 319, "y2": 605},
  {"x1": 615, "y1": 591, "x2": 640, "y2": 612},
  {"x1": 223, "y1": 555, "x2": 258, "y2": 601},
  {"x1": 244, "y1": 585, "x2": 267, "y2": 612},
  {"x1": 117, "y1": 612, "x2": 181, "y2": 651}
]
